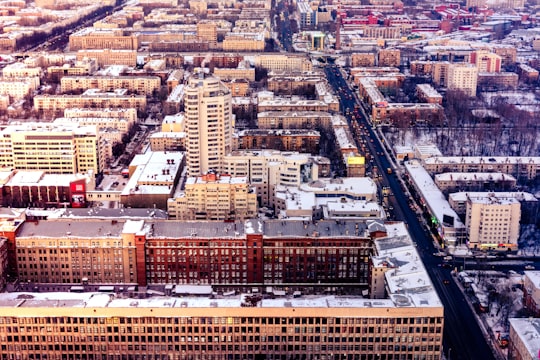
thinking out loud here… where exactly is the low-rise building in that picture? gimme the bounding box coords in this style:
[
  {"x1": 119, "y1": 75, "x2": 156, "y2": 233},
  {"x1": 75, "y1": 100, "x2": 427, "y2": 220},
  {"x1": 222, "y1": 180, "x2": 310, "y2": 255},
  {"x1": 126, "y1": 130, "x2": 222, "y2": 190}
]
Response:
[
  {"x1": 257, "y1": 110, "x2": 333, "y2": 129},
  {"x1": 522, "y1": 271, "x2": 540, "y2": 317},
  {"x1": 236, "y1": 129, "x2": 320, "y2": 155},
  {"x1": 60, "y1": 76, "x2": 161, "y2": 96},
  {"x1": 509, "y1": 318, "x2": 540, "y2": 360},
  {"x1": 168, "y1": 172, "x2": 257, "y2": 221},
  {"x1": 435, "y1": 172, "x2": 516, "y2": 194},
  {"x1": 120, "y1": 151, "x2": 185, "y2": 209},
  {"x1": 465, "y1": 195, "x2": 520, "y2": 251},
  {"x1": 76, "y1": 49, "x2": 138, "y2": 67}
]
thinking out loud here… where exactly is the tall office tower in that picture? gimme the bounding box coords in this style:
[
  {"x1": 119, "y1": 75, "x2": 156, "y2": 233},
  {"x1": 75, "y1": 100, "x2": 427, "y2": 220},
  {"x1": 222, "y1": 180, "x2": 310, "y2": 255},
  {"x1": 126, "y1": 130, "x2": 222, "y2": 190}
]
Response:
[{"x1": 184, "y1": 71, "x2": 232, "y2": 177}]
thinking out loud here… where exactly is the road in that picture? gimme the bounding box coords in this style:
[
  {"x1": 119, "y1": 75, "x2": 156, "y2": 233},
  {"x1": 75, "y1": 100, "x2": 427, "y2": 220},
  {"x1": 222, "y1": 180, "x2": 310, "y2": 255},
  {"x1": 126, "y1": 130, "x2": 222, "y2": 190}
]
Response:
[{"x1": 324, "y1": 64, "x2": 497, "y2": 360}]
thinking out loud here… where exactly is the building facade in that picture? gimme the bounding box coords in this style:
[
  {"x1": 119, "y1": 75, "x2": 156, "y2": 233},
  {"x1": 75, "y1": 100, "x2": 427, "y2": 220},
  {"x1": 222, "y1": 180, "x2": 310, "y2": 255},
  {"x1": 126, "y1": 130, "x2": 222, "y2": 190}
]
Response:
[
  {"x1": 447, "y1": 63, "x2": 478, "y2": 97},
  {"x1": 184, "y1": 72, "x2": 233, "y2": 177},
  {"x1": 168, "y1": 173, "x2": 257, "y2": 221}
]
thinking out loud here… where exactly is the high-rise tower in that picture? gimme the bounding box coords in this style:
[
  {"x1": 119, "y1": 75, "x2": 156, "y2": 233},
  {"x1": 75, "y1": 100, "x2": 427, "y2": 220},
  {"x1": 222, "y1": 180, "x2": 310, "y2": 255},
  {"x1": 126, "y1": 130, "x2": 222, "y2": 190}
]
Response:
[{"x1": 184, "y1": 71, "x2": 232, "y2": 177}]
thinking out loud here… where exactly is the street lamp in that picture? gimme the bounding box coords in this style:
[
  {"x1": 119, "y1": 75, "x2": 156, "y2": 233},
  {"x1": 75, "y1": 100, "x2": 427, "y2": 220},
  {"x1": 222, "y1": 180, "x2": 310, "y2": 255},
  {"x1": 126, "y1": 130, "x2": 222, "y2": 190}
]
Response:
[{"x1": 448, "y1": 347, "x2": 452, "y2": 360}]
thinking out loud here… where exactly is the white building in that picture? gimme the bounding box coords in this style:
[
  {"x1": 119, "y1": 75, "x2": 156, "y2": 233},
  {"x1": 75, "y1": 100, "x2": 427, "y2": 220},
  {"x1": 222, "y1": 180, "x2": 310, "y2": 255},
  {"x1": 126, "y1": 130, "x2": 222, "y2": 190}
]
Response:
[
  {"x1": 447, "y1": 63, "x2": 478, "y2": 97},
  {"x1": 224, "y1": 150, "x2": 324, "y2": 207},
  {"x1": 185, "y1": 71, "x2": 232, "y2": 177},
  {"x1": 465, "y1": 195, "x2": 520, "y2": 250}
]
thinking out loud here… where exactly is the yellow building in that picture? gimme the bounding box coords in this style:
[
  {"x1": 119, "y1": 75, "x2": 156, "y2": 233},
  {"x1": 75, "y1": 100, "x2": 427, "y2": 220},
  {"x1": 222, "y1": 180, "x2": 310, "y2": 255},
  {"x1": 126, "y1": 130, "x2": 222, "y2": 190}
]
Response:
[
  {"x1": 34, "y1": 90, "x2": 147, "y2": 116},
  {"x1": 68, "y1": 28, "x2": 139, "y2": 51},
  {"x1": 197, "y1": 20, "x2": 217, "y2": 45},
  {"x1": 168, "y1": 172, "x2": 257, "y2": 221},
  {"x1": 60, "y1": 76, "x2": 161, "y2": 96},
  {"x1": 465, "y1": 195, "x2": 521, "y2": 250},
  {"x1": 222, "y1": 33, "x2": 265, "y2": 52},
  {"x1": 255, "y1": 54, "x2": 313, "y2": 72},
  {"x1": 76, "y1": 49, "x2": 137, "y2": 67},
  {"x1": 213, "y1": 67, "x2": 255, "y2": 82},
  {"x1": 447, "y1": 63, "x2": 478, "y2": 97},
  {"x1": 257, "y1": 110, "x2": 333, "y2": 129},
  {"x1": 184, "y1": 72, "x2": 233, "y2": 177},
  {"x1": 0, "y1": 122, "x2": 100, "y2": 174}
]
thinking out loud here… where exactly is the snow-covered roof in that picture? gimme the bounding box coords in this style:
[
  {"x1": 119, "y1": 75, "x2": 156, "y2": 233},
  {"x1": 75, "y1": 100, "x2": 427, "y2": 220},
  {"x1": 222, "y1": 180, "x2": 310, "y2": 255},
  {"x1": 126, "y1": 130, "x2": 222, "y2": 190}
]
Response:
[
  {"x1": 373, "y1": 223, "x2": 442, "y2": 308},
  {"x1": 405, "y1": 160, "x2": 465, "y2": 239},
  {"x1": 448, "y1": 191, "x2": 537, "y2": 202},
  {"x1": 435, "y1": 172, "x2": 516, "y2": 182},
  {"x1": 509, "y1": 318, "x2": 540, "y2": 360}
]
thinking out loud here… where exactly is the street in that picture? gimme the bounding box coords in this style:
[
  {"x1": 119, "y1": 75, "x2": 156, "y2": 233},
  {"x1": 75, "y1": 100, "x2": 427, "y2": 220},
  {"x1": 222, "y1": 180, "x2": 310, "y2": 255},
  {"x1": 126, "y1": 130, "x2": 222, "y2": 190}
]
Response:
[{"x1": 324, "y1": 64, "x2": 497, "y2": 360}]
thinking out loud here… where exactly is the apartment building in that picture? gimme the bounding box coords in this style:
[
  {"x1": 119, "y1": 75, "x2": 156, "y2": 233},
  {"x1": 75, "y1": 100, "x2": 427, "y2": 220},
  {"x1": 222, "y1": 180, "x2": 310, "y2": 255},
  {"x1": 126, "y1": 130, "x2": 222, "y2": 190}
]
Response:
[
  {"x1": 378, "y1": 48, "x2": 401, "y2": 67},
  {"x1": 0, "y1": 122, "x2": 100, "y2": 175},
  {"x1": 447, "y1": 63, "x2": 478, "y2": 97},
  {"x1": 258, "y1": 99, "x2": 329, "y2": 113},
  {"x1": 68, "y1": 28, "x2": 139, "y2": 51},
  {"x1": 63, "y1": 107, "x2": 138, "y2": 125},
  {"x1": 197, "y1": 20, "x2": 217, "y2": 45},
  {"x1": 184, "y1": 71, "x2": 232, "y2": 177},
  {"x1": 34, "y1": 89, "x2": 147, "y2": 116},
  {"x1": 213, "y1": 67, "x2": 255, "y2": 82},
  {"x1": 465, "y1": 195, "x2": 521, "y2": 250},
  {"x1": 47, "y1": 58, "x2": 99, "y2": 81},
  {"x1": 351, "y1": 52, "x2": 376, "y2": 67},
  {"x1": 423, "y1": 156, "x2": 540, "y2": 181},
  {"x1": 168, "y1": 172, "x2": 257, "y2": 221},
  {"x1": 470, "y1": 50, "x2": 502, "y2": 73},
  {"x1": 435, "y1": 172, "x2": 516, "y2": 194},
  {"x1": 223, "y1": 150, "x2": 323, "y2": 207},
  {"x1": 2, "y1": 62, "x2": 41, "y2": 78},
  {"x1": 236, "y1": 129, "x2": 320, "y2": 155},
  {"x1": 222, "y1": 33, "x2": 265, "y2": 52},
  {"x1": 255, "y1": 54, "x2": 313, "y2": 72},
  {"x1": 509, "y1": 318, "x2": 540, "y2": 360},
  {"x1": 60, "y1": 76, "x2": 161, "y2": 96},
  {"x1": 522, "y1": 271, "x2": 540, "y2": 316},
  {"x1": 416, "y1": 84, "x2": 443, "y2": 105},
  {"x1": 76, "y1": 49, "x2": 137, "y2": 67},
  {"x1": 0, "y1": 219, "x2": 443, "y2": 360},
  {"x1": 0, "y1": 77, "x2": 37, "y2": 100},
  {"x1": 267, "y1": 71, "x2": 325, "y2": 94}
]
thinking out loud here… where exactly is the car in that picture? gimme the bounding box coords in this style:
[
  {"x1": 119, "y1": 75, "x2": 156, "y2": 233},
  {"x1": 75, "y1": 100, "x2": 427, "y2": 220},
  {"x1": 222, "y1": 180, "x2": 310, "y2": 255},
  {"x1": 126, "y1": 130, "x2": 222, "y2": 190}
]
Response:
[
  {"x1": 443, "y1": 279, "x2": 450, "y2": 285},
  {"x1": 525, "y1": 265, "x2": 535, "y2": 270}
]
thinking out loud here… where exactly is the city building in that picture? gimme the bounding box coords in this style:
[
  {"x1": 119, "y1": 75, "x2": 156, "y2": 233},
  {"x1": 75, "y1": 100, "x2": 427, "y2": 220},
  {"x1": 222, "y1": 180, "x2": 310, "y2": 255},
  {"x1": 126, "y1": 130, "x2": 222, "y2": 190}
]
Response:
[
  {"x1": 34, "y1": 89, "x2": 147, "y2": 117},
  {"x1": 378, "y1": 48, "x2": 401, "y2": 67},
  {"x1": 254, "y1": 54, "x2": 313, "y2": 72},
  {"x1": 236, "y1": 129, "x2": 320, "y2": 155},
  {"x1": 168, "y1": 172, "x2": 257, "y2": 221},
  {"x1": 465, "y1": 194, "x2": 521, "y2": 251},
  {"x1": 257, "y1": 100, "x2": 330, "y2": 114},
  {"x1": 257, "y1": 111, "x2": 333, "y2": 129},
  {"x1": 120, "y1": 151, "x2": 185, "y2": 210},
  {"x1": 0, "y1": 169, "x2": 93, "y2": 208},
  {"x1": 470, "y1": 50, "x2": 502, "y2": 73},
  {"x1": 508, "y1": 318, "x2": 540, "y2": 360},
  {"x1": 47, "y1": 58, "x2": 99, "y2": 81},
  {"x1": 416, "y1": 84, "x2": 443, "y2": 105},
  {"x1": 184, "y1": 71, "x2": 233, "y2": 177},
  {"x1": 422, "y1": 156, "x2": 540, "y2": 181},
  {"x1": 223, "y1": 150, "x2": 326, "y2": 207},
  {"x1": 0, "y1": 122, "x2": 101, "y2": 175},
  {"x1": 68, "y1": 28, "x2": 139, "y2": 51},
  {"x1": 0, "y1": 77, "x2": 38, "y2": 100},
  {"x1": 447, "y1": 63, "x2": 478, "y2": 97},
  {"x1": 63, "y1": 107, "x2": 138, "y2": 125},
  {"x1": 60, "y1": 76, "x2": 161, "y2": 96},
  {"x1": 522, "y1": 271, "x2": 540, "y2": 317},
  {"x1": 435, "y1": 172, "x2": 517, "y2": 194},
  {"x1": 274, "y1": 177, "x2": 380, "y2": 220},
  {"x1": 76, "y1": 49, "x2": 138, "y2": 67}
]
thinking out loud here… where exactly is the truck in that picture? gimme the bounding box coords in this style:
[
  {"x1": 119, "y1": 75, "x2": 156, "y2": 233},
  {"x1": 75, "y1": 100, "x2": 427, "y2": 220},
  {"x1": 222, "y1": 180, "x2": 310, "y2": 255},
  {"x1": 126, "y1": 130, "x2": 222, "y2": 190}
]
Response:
[{"x1": 387, "y1": 167, "x2": 392, "y2": 174}]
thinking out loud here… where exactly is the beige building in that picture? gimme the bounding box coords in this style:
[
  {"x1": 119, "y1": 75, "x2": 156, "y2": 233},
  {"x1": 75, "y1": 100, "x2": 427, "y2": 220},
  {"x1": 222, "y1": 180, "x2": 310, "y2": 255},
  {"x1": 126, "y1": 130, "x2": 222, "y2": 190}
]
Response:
[
  {"x1": 378, "y1": 48, "x2": 401, "y2": 67},
  {"x1": 0, "y1": 289, "x2": 443, "y2": 359},
  {"x1": 509, "y1": 318, "x2": 540, "y2": 360},
  {"x1": 222, "y1": 33, "x2": 265, "y2": 51},
  {"x1": 149, "y1": 114, "x2": 186, "y2": 152},
  {"x1": 213, "y1": 67, "x2": 255, "y2": 81},
  {"x1": 34, "y1": 89, "x2": 147, "y2": 116},
  {"x1": 351, "y1": 52, "x2": 376, "y2": 67},
  {"x1": 423, "y1": 156, "x2": 540, "y2": 181},
  {"x1": 185, "y1": 72, "x2": 233, "y2": 177},
  {"x1": 224, "y1": 150, "x2": 322, "y2": 207},
  {"x1": 447, "y1": 63, "x2": 478, "y2": 97},
  {"x1": 0, "y1": 77, "x2": 38, "y2": 100},
  {"x1": 168, "y1": 172, "x2": 257, "y2": 221},
  {"x1": 63, "y1": 107, "x2": 138, "y2": 124},
  {"x1": 76, "y1": 49, "x2": 137, "y2": 67},
  {"x1": 255, "y1": 54, "x2": 313, "y2": 72},
  {"x1": 47, "y1": 58, "x2": 99, "y2": 81},
  {"x1": 60, "y1": 76, "x2": 161, "y2": 96},
  {"x1": 69, "y1": 28, "x2": 139, "y2": 51},
  {"x1": 2, "y1": 62, "x2": 41, "y2": 78},
  {"x1": 470, "y1": 50, "x2": 501, "y2": 73},
  {"x1": 0, "y1": 122, "x2": 100, "y2": 175},
  {"x1": 465, "y1": 195, "x2": 520, "y2": 250},
  {"x1": 197, "y1": 20, "x2": 217, "y2": 45},
  {"x1": 257, "y1": 110, "x2": 332, "y2": 129}
]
